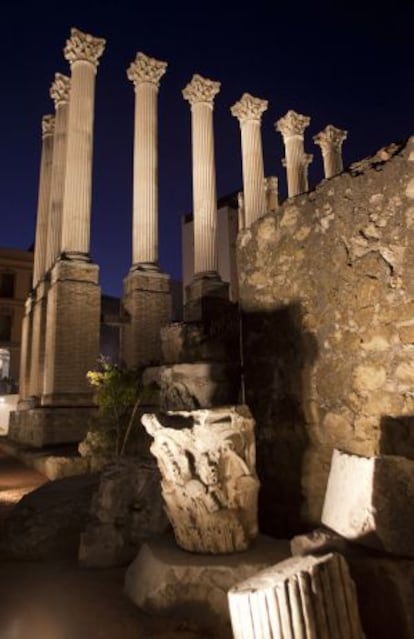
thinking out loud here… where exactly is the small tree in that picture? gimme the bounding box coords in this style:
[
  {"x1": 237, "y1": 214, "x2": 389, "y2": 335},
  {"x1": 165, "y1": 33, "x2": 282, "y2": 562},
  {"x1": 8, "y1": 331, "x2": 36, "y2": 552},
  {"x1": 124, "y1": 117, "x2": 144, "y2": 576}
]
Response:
[{"x1": 86, "y1": 357, "x2": 157, "y2": 456}]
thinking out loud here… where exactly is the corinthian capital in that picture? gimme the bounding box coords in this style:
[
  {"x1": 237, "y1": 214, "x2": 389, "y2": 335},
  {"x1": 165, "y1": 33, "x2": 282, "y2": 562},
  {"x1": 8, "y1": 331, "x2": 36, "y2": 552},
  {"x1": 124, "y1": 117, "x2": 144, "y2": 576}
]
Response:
[
  {"x1": 276, "y1": 110, "x2": 310, "y2": 139},
  {"x1": 127, "y1": 52, "x2": 167, "y2": 89},
  {"x1": 313, "y1": 124, "x2": 348, "y2": 152},
  {"x1": 41, "y1": 114, "x2": 55, "y2": 138},
  {"x1": 182, "y1": 74, "x2": 221, "y2": 107},
  {"x1": 49, "y1": 73, "x2": 70, "y2": 107},
  {"x1": 231, "y1": 93, "x2": 268, "y2": 123},
  {"x1": 64, "y1": 28, "x2": 106, "y2": 68}
]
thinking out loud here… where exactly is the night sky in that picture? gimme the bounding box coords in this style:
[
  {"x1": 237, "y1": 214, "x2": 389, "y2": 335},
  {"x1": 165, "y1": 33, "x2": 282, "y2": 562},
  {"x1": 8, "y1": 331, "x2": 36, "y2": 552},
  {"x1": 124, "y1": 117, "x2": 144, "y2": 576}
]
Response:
[{"x1": 1, "y1": 2, "x2": 413, "y2": 297}]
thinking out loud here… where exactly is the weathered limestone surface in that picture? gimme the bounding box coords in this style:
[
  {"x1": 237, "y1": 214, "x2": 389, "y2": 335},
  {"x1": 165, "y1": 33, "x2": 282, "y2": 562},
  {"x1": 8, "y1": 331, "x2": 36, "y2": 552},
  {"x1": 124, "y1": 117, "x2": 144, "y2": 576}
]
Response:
[
  {"x1": 141, "y1": 406, "x2": 260, "y2": 553},
  {"x1": 228, "y1": 552, "x2": 364, "y2": 639},
  {"x1": 237, "y1": 137, "x2": 414, "y2": 531},
  {"x1": 322, "y1": 448, "x2": 414, "y2": 556},
  {"x1": 79, "y1": 457, "x2": 168, "y2": 567},
  {"x1": 125, "y1": 534, "x2": 290, "y2": 626}
]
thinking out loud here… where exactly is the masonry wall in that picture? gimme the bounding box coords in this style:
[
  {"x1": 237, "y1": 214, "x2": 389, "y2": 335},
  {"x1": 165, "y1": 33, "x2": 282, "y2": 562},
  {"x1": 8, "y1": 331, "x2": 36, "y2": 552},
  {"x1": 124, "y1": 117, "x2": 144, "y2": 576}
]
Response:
[{"x1": 237, "y1": 137, "x2": 414, "y2": 536}]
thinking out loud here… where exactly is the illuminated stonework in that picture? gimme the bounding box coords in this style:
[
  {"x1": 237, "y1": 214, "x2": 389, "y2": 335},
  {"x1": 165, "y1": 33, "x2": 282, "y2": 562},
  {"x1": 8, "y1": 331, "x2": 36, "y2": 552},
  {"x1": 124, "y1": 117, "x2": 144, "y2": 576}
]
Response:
[
  {"x1": 314, "y1": 124, "x2": 348, "y2": 178},
  {"x1": 228, "y1": 552, "x2": 365, "y2": 639},
  {"x1": 276, "y1": 110, "x2": 311, "y2": 197},
  {"x1": 127, "y1": 52, "x2": 167, "y2": 267},
  {"x1": 183, "y1": 74, "x2": 221, "y2": 275},
  {"x1": 141, "y1": 405, "x2": 260, "y2": 553},
  {"x1": 127, "y1": 52, "x2": 167, "y2": 89},
  {"x1": 64, "y1": 27, "x2": 106, "y2": 68},
  {"x1": 231, "y1": 93, "x2": 268, "y2": 227}
]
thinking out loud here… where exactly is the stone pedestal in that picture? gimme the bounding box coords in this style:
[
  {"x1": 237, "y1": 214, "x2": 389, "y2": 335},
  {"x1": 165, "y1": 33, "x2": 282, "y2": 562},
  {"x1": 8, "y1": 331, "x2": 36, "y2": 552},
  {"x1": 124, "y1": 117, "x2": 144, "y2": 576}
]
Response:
[
  {"x1": 125, "y1": 533, "x2": 290, "y2": 627},
  {"x1": 184, "y1": 273, "x2": 230, "y2": 322},
  {"x1": 7, "y1": 405, "x2": 94, "y2": 447},
  {"x1": 121, "y1": 269, "x2": 171, "y2": 368},
  {"x1": 42, "y1": 259, "x2": 100, "y2": 407},
  {"x1": 228, "y1": 552, "x2": 364, "y2": 639}
]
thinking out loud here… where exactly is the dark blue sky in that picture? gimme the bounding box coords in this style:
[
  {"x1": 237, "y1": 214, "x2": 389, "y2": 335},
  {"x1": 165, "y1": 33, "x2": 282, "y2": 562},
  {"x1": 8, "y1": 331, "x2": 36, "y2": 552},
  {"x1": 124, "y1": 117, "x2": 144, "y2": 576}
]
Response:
[{"x1": 1, "y1": 2, "x2": 413, "y2": 297}]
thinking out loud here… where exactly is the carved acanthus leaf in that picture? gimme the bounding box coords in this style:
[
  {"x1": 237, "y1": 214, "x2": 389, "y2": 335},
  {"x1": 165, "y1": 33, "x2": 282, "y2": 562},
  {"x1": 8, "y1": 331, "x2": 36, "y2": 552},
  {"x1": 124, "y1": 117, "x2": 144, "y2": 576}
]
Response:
[
  {"x1": 313, "y1": 124, "x2": 348, "y2": 151},
  {"x1": 127, "y1": 52, "x2": 167, "y2": 89},
  {"x1": 182, "y1": 74, "x2": 221, "y2": 106},
  {"x1": 64, "y1": 28, "x2": 106, "y2": 67},
  {"x1": 231, "y1": 93, "x2": 268, "y2": 123},
  {"x1": 50, "y1": 73, "x2": 70, "y2": 106},
  {"x1": 276, "y1": 109, "x2": 310, "y2": 138}
]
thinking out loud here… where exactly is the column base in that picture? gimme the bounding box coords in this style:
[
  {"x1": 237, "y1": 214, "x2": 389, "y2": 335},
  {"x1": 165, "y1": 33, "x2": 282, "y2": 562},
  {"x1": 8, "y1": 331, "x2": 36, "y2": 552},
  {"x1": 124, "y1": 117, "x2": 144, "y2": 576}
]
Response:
[
  {"x1": 8, "y1": 405, "x2": 96, "y2": 447},
  {"x1": 184, "y1": 272, "x2": 230, "y2": 322},
  {"x1": 121, "y1": 269, "x2": 172, "y2": 368}
]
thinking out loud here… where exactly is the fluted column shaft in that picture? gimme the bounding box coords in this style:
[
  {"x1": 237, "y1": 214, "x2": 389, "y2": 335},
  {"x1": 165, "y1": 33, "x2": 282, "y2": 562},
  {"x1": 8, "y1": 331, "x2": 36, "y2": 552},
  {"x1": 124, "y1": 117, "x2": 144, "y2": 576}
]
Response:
[
  {"x1": 33, "y1": 116, "x2": 55, "y2": 287},
  {"x1": 240, "y1": 121, "x2": 266, "y2": 225},
  {"x1": 46, "y1": 74, "x2": 70, "y2": 271},
  {"x1": 285, "y1": 135, "x2": 306, "y2": 196},
  {"x1": 127, "y1": 53, "x2": 167, "y2": 268},
  {"x1": 191, "y1": 102, "x2": 218, "y2": 273},
  {"x1": 231, "y1": 93, "x2": 268, "y2": 228},
  {"x1": 61, "y1": 29, "x2": 105, "y2": 259},
  {"x1": 133, "y1": 83, "x2": 158, "y2": 265},
  {"x1": 183, "y1": 75, "x2": 221, "y2": 277},
  {"x1": 276, "y1": 110, "x2": 311, "y2": 198},
  {"x1": 314, "y1": 125, "x2": 348, "y2": 179}
]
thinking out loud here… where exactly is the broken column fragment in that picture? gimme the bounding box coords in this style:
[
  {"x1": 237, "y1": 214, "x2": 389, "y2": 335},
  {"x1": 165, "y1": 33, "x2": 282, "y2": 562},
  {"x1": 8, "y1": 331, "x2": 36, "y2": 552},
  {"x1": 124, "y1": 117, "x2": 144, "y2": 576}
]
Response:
[{"x1": 228, "y1": 552, "x2": 365, "y2": 639}]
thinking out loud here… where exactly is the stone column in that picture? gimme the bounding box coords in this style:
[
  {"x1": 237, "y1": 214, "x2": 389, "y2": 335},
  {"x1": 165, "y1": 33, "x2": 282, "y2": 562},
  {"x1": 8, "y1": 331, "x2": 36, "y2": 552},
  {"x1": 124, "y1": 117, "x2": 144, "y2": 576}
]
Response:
[
  {"x1": 120, "y1": 52, "x2": 172, "y2": 369},
  {"x1": 45, "y1": 73, "x2": 71, "y2": 272},
  {"x1": 60, "y1": 28, "x2": 105, "y2": 260},
  {"x1": 228, "y1": 552, "x2": 365, "y2": 639},
  {"x1": 303, "y1": 153, "x2": 313, "y2": 192},
  {"x1": 182, "y1": 75, "x2": 228, "y2": 320},
  {"x1": 265, "y1": 176, "x2": 279, "y2": 212},
  {"x1": 41, "y1": 29, "x2": 105, "y2": 420},
  {"x1": 314, "y1": 124, "x2": 348, "y2": 178},
  {"x1": 231, "y1": 93, "x2": 268, "y2": 228},
  {"x1": 183, "y1": 74, "x2": 220, "y2": 277},
  {"x1": 33, "y1": 115, "x2": 55, "y2": 287},
  {"x1": 127, "y1": 52, "x2": 167, "y2": 270},
  {"x1": 23, "y1": 115, "x2": 54, "y2": 405},
  {"x1": 276, "y1": 110, "x2": 311, "y2": 197},
  {"x1": 16, "y1": 295, "x2": 34, "y2": 408}
]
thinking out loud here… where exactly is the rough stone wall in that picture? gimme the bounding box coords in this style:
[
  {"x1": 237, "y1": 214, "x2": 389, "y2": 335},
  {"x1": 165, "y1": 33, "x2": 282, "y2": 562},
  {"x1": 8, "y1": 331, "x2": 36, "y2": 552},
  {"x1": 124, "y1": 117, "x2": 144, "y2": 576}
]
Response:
[{"x1": 237, "y1": 137, "x2": 414, "y2": 535}]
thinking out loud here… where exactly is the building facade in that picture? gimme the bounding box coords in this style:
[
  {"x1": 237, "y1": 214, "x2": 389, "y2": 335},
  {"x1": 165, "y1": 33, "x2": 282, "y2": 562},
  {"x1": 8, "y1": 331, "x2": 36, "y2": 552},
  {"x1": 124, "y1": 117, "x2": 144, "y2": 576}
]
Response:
[{"x1": 0, "y1": 248, "x2": 33, "y2": 386}]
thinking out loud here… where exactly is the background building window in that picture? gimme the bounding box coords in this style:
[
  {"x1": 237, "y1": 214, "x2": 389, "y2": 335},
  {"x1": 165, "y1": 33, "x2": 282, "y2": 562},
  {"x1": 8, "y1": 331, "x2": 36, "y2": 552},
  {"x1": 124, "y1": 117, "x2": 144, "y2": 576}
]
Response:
[
  {"x1": 0, "y1": 315, "x2": 12, "y2": 341},
  {"x1": 0, "y1": 273, "x2": 15, "y2": 298}
]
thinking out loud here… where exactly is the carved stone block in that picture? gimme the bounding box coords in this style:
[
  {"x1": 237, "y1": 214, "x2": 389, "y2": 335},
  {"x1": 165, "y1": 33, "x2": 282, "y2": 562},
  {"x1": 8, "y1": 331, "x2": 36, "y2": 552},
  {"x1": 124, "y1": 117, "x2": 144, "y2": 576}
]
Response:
[
  {"x1": 322, "y1": 448, "x2": 414, "y2": 557},
  {"x1": 141, "y1": 405, "x2": 260, "y2": 553}
]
